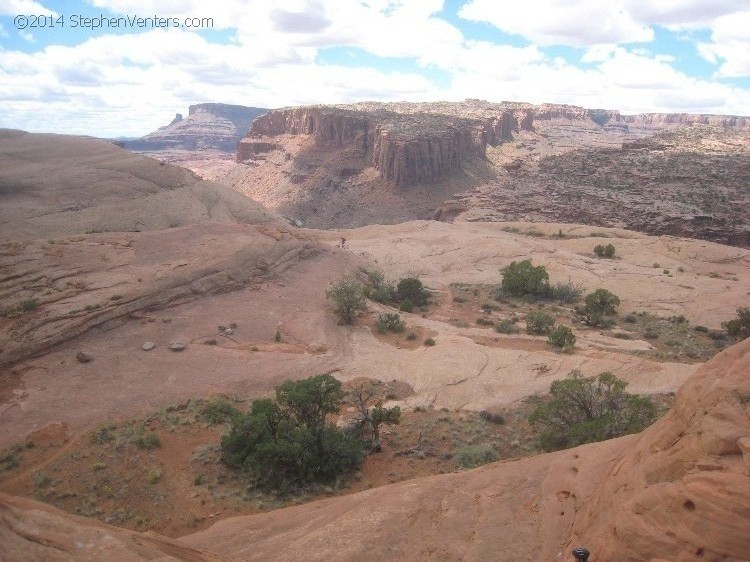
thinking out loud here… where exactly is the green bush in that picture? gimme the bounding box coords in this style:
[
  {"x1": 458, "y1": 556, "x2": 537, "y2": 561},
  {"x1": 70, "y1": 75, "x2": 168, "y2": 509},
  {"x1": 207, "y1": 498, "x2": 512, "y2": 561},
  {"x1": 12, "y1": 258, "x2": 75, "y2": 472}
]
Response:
[
  {"x1": 722, "y1": 307, "x2": 750, "y2": 340},
  {"x1": 326, "y1": 278, "x2": 367, "y2": 324},
  {"x1": 423, "y1": 337, "x2": 436, "y2": 346},
  {"x1": 594, "y1": 243, "x2": 616, "y2": 258},
  {"x1": 90, "y1": 424, "x2": 115, "y2": 445},
  {"x1": 452, "y1": 443, "x2": 499, "y2": 469},
  {"x1": 495, "y1": 319, "x2": 519, "y2": 334},
  {"x1": 376, "y1": 313, "x2": 406, "y2": 333},
  {"x1": 500, "y1": 260, "x2": 550, "y2": 297},
  {"x1": 201, "y1": 398, "x2": 239, "y2": 425},
  {"x1": 479, "y1": 410, "x2": 505, "y2": 424},
  {"x1": 578, "y1": 288, "x2": 620, "y2": 327},
  {"x1": 396, "y1": 277, "x2": 429, "y2": 306},
  {"x1": 399, "y1": 299, "x2": 413, "y2": 313},
  {"x1": 21, "y1": 298, "x2": 39, "y2": 312},
  {"x1": 547, "y1": 325, "x2": 576, "y2": 351},
  {"x1": 135, "y1": 432, "x2": 161, "y2": 450},
  {"x1": 221, "y1": 375, "x2": 361, "y2": 489},
  {"x1": 371, "y1": 284, "x2": 393, "y2": 303},
  {"x1": 551, "y1": 281, "x2": 584, "y2": 303},
  {"x1": 529, "y1": 370, "x2": 657, "y2": 451},
  {"x1": 525, "y1": 311, "x2": 555, "y2": 335}
]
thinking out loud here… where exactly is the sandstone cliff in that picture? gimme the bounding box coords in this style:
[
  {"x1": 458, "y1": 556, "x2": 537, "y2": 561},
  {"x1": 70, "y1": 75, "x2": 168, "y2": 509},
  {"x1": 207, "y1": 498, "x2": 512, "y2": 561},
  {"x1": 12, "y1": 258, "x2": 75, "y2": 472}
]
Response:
[
  {"x1": 237, "y1": 100, "x2": 749, "y2": 190},
  {"x1": 240, "y1": 106, "x2": 490, "y2": 188},
  {"x1": 128, "y1": 103, "x2": 267, "y2": 152}
]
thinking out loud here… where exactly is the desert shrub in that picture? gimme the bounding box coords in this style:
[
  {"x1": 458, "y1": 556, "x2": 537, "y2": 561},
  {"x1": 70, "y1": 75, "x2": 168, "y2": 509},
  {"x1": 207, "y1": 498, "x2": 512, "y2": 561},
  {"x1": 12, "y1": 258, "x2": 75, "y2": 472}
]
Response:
[
  {"x1": 366, "y1": 270, "x2": 394, "y2": 303},
  {"x1": 479, "y1": 410, "x2": 505, "y2": 424},
  {"x1": 476, "y1": 317, "x2": 494, "y2": 326},
  {"x1": 452, "y1": 443, "x2": 499, "y2": 469},
  {"x1": 623, "y1": 313, "x2": 638, "y2": 323},
  {"x1": 201, "y1": 398, "x2": 239, "y2": 425},
  {"x1": 722, "y1": 307, "x2": 750, "y2": 340},
  {"x1": 423, "y1": 337, "x2": 436, "y2": 346},
  {"x1": 529, "y1": 370, "x2": 657, "y2": 452},
  {"x1": 376, "y1": 312, "x2": 406, "y2": 333},
  {"x1": 365, "y1": 269, "x2": 385, "y2": 289},
  {"x1": 0, "y1": 446, "x2": 22, "y2": 472},
  {"x1": 551, "y1": 281, "x2": 584, "y2": 304},
  {"x1": 135, "y1": 432, "x2": 161, "y2": 450},
  {"x1": 350, "y1": 382, "x2": 401, "y2": 451},
  {"x1": 406, "y1": 332, "x2": 418, "y2": 340},
  {"x1": 395, "y1": 277, "x2": 429, "y2": 306},
  {"x1": 578, "y1": 288, "x2": 620, "y2": 327},
  {"x1": 501, "y1": 260, "x2": 550, "y2": 298},
  {"x1": 371, "y1": 284, "x2": 393, "y2": 303},
  {"x1": 547, "y1": 325, "x2": 576, "y2": 351},
  {"x1": 594, "y1": 243, "x2": 616, "y2": 258},
  {"x1": 495, "y1": 319, "x2": 520, "y2": 334},
  {"x1": 399, "y1": 299, "x2": 413, "y2": 313},
  {"x1": 90, "y1": 424, "x2": 116, "y2": 445},
  {"x1": 147, "y1": 468, "x2": 163, "y2": 484},
  {"x1": 480, "y1": 302, "x2": 499, "y2": 313},
  {"x1": 326, "y1": 278, "x2": 367, "y2": 324},
  {"x1": 221, "y1": 375, "x2": 361, "y2": 490},
  {"x1": 21, "y1": 298, "x2": 39, "y2": 312},
  {"x1": 525, "y1": 311, "x2": 555, "y2": 335}
]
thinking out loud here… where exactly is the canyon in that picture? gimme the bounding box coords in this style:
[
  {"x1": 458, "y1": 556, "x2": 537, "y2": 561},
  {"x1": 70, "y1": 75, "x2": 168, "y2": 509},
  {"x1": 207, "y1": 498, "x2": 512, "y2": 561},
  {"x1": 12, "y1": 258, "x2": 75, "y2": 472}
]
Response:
[
  {"x1": 222, "y1": 101, "x2": 750, "y2": 245},
  {"x1": 1, "y1": 110, "x2": 749, "y2": 562}
]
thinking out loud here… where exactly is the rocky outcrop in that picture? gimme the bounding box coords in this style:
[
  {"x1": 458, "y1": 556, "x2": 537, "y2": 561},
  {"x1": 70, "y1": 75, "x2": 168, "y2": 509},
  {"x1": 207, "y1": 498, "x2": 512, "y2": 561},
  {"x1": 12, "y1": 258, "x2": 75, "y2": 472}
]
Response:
[
  {"x1": 0, "y1": 492, "x2": 223, "y2": 562},
  {"x1": 180, "y1": 340, "x2": 750, "y2": 561},
  {"x1": 0, "y1": 132, "x2": 310, "y2": 369},
  {"x1": 238, "y1": 101, "x2": 749, "y2": 190},
  {"x1": 241, "y1": 106, "x2": 493, "y2": 188},
  {"x1": 127, "y1": 103, "x2": 268, "y2": 152}
]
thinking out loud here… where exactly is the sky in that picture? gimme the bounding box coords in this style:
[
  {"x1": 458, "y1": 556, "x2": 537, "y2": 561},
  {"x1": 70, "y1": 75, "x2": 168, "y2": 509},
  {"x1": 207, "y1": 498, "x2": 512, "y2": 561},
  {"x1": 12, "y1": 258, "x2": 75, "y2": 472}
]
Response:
[{"x1": 1, "y1": 0, "x2": 750, "y2": 137}]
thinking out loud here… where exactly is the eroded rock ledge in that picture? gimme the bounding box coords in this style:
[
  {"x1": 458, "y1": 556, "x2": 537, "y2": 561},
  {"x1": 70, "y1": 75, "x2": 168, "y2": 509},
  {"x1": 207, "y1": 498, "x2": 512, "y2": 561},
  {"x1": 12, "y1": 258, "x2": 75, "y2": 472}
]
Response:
[{"x1": 237, "y1": 100, "x2": 749, "y2": 189}]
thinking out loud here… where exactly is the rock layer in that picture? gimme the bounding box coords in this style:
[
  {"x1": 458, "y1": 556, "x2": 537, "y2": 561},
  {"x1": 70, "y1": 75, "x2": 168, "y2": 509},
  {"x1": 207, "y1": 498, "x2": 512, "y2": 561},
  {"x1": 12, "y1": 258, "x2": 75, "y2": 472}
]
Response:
[
  {"x1": 238, "y1": 100, "x2": 749, "y2": 190},
  {"x1": 127, "y1": 103, "x2": 267, "y2": 152}
]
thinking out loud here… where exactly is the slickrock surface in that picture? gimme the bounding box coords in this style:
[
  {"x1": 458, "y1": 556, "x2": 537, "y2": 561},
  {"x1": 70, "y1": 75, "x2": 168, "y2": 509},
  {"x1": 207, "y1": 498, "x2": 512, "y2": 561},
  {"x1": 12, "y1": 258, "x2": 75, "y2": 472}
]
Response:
[
  {"x1": 2, "y1": 340, "x2": 746, "y2": 562},
  {"x1": 0, "y1": 492, "x2": 223, "y2": 562},
  {"x1": 0, "y1": 129, "x2": 277, "y2": 241},
  {"x1": 180, "y1": 339, "x2": 750, "y2": 561}
]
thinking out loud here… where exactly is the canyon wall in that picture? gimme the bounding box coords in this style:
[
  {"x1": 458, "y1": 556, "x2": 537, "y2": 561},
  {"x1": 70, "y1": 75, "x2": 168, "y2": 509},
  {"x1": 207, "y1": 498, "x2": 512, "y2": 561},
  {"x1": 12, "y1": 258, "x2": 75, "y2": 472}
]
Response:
[
  {"x1": 238, "y1": 101, "x2": 749, "y2": 189},
  {"x1": 241, "y1": 106, "x2": 510, "y2": 188},
  {"x1": 128, "y1": 103, "x2": 267, "y2": 152}
]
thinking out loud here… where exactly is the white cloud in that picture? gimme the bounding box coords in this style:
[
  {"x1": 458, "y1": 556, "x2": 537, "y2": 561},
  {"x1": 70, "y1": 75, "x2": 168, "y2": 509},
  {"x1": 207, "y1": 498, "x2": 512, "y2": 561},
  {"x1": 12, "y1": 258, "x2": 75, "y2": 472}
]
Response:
[
  {"x1": 1, "y1": 0, "x2": 749, "y2": 139},
  {"x1": 622, "y1": 0, "x2": 745, "y2": 29},
  {"x1": 0, "y1": 27, "x2": 438, "y2": 136},
  {"x1": 445, "y1": 46, "x2": 749, "y2": 116},
  {"x1": 458, "y1": 0, "x2": 653, "y2": 46},
  {"x1": 0, "y1": 0, "x2": 56, "y2": 16},
  {"x1": 697, "y1": 11, "x2": 750, "y2": 77}
]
